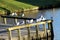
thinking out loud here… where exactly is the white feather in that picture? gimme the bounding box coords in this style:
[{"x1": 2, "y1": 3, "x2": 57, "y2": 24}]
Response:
[
  {"x1": 26, "y1": 19, "x2": 33, "y2": 23},
  {"x1": 16, "y1": 22, "x2": 20, "y2": 25},
  {"x1": 29, "y1": 19, "x2": 33, "y2": 23},
  {"x1": 22, "y1": 14, "x2": 24, "y2": 17},
  {"x1": 20, "y1": 21, "x2": 25, "y2": 24}
]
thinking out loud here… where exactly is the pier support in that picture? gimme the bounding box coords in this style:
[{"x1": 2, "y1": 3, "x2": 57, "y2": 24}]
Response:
[
  {"x1": 17, "y1": 29, "x2": 21, "y2": 40},
  {"x1": 48, "y1": 20, "x2": 54, "y2": 40},
  {"x1": 35, "y1": 25, "x2": 39, "y2": 39},
  {"x1": 27, "y1": 27, "x2": 30, "y2": 40},
  {"x1": 15, "y1": 19, "x2": 18, "y2": 25},
  {"x1": 8, "y1": 30, "x2": 12, "y2": 40},
  {"x1": 4, "y1": 18, "x2": 7, "y2": 24}
]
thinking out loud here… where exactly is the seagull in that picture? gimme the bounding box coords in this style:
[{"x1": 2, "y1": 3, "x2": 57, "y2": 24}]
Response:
[
  {"x1": 29, "y1": 19, "x2": 33, "y2": 23},
  {"x1": 26, "y1": 20, "x2": 30, "y2": 23},
  {"x1": 16, "y1": 21, "x2": 25, "y2": 25},
  {"x1": 40, "y1": 15, "x2": 46, "y2": 20},
  {"x1": 11, "y1": 12, "x2": 17, "y2": 16},
  {"x1": 36, "y1": 18, "x2": 41, "y2": 22},
  {"x1": 22, "y1": 13, "x2": 24, "y2": 17},
  {"x1": 26, "y1": 19, "x2": 33, "y2": 23},
  {"x1": 16, "y1": 22, "x2": 20, "y2": 25},
  {"x1": 20, "y1": 21, "x2": 25, "y2": 24},
  {"x1": 36, "y1": 15, "x2": 46, "y2": 22}
]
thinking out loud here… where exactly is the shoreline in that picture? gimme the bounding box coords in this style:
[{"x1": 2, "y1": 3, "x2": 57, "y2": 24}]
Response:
[{"x1": 0, "y1": 4, "x2": 60, "y2": 15}]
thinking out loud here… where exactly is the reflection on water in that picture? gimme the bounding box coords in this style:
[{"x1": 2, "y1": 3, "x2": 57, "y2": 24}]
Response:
[{"x1": 23, "y1": 10, "x2": 39, "y2": 18}]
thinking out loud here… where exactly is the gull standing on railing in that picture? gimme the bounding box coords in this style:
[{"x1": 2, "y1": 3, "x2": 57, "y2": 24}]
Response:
[
  {"x1": 22, "y1": 13, "x2": 24, "y2": 17},
  {"x1": 36, "y1": 15, "x2": 46, "y2": 22},
  {"x1": 16, "y1": 21, "x2": 25, "y2": 25},
  {"x1": 26, "y1": 19, "x2": 34, "y2": 23},
  {"x1": 16, "y1": 22, "x2": 20, "y2": 25},
  {"x1": 11, "y1": 12, "x2": 17, "y2": 16},
  {"x1": 16, "y1": 13, "x2": 25, "y2": 25}
]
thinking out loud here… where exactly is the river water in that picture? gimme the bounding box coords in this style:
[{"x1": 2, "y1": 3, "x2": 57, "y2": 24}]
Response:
[{"x1": 38, "y1": 8, "x2": 60, "y2": 40}]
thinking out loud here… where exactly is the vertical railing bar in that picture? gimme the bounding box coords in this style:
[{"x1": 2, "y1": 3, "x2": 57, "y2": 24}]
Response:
[
  {"x1": 15, "y1": 18, "x2": 18, "y2": 24},
  {"x1": 27, "y1": 27, "x2": 30, "y2": 40},
  {"x1": 17, "y1": 29, "x2": 21, "y2": 40},
  {"x1": 48, "y1": 23, "x2": 51, "y2": 30},
  {"x1": 8, "y1": 30, "x2": 12, "y2": 40},
  {"x1": 35, "y1": 25, "x2": 39, "y2": 39},
  {"x1": 43, "y1": 24, "x2": 47, "y2": 36},
  {"x1": 48, "y1": 21, "x2": 54, "y2": 39},
  {"x1": 43, "y1": 23, "x2": 48, "y2": 40},
  {"x1": 4, "y1": 18, "x2": 7, "y2": 24},
  {"x1": 47, "y1": 20, "x2": 54, "y2": 40},
  {"x1": 24, "y1": 20, "x2": 26, "y2": 24}
]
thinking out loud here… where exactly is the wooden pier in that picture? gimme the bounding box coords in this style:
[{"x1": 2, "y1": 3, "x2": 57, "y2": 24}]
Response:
[{"x1": 0, "y1": 15, "x2": 54, "y2": 40}]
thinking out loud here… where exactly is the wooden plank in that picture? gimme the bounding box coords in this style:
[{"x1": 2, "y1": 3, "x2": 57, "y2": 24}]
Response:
[
  {"x1": 17, "y1": 29, "x2": 21, "y2": 40},
  {"x1": 7, "y1": 22, "x2": 46, "y2": 31},
  {"x1": 1, "y1": 15, "x2": 36, "y2": 20},
  {"x1": 48, "y1": 23, "x2": 51, "y2": 30},
  {"x1": 35, "y1": 25, "x2": 39, "y2": 38},
  {"x1": 4, "y1": 18, "x2": 7, "y2": 24},
  {"x1": 7, "y1": 21, "x2": 46, "y2": 31},
  {"x1": 8, "y1": 30, "x2": 12, "y2": 40},
  {"x1": 14, "y1": 19, "x2": 18, "y2": 25},
  {"x1": 27, "y1": 27, "x2": 30, "y2": 40},
  {"x1": 43, "y1": 24, "x2": 47, "y2": 37}
]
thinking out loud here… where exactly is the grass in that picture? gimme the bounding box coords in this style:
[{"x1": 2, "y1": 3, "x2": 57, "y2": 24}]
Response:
[
  {"x1": 0, "y1": 0, "x2": 60, "y2": 15},
  {"x1": 0, "y1": 0, "x2": 38, "y2": 12}
]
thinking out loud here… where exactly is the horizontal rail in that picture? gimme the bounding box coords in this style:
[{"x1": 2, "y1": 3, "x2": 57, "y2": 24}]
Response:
[
  {"x1": 1, "y1": 15, "x2": 36, "y2": 20},
  {"x1": 0, "y1": 20, "x2": 53, "y2": 40},
  {"x1": 7, "y1": 20, "x2": 52, "y2": 31},
  {"x1": 0, "y1": 30, "x2": 7, "y2": 33}
]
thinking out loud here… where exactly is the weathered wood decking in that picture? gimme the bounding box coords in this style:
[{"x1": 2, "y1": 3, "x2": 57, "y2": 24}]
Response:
[
  {"x1": 0, "y1": 30, "x2": 50, "y2": 40},
  {"x1": 0, "y1": 20, "x2": 53, "y2": 40}
]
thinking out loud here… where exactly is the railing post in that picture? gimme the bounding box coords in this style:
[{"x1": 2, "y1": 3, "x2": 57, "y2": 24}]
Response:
[
  {"x1": 48, "y1": 21, "x2": 54, "y2": 39},
  {"x1": 43, "y1": 24, "x2": 47, "y2": 37},
  {"x1": 48, "y1": 22, "x2": 51, "y2": 30},
  {"x1": 15, "y1": 18, "x2": 18, "y2": 24},
  {"x1": 27, "y1": 27, "x2": 30, "y2": 40},
  {"x1": 24, "y1": 20, "x2": 26, "y2": 24},
  {"x1": 4, "y1": 18, "x2": 7, "y2": 24},
  {"x1": 43, "y1": 23, "x2": 49, "y2": 40},
  {"x1": 8, "y1": 30, "x2": 12, "y2": 40},
  {"x1": 17, "y1": 29, "x2": 21, "y2": 40},
  {"x1": 35, "y1": 25, "x2": 39, "y2": 39}
]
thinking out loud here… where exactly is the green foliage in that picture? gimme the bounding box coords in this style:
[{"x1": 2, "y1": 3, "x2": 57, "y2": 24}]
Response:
[
  {"x1": 0, "y1": 0, "x2": 60, "y2": 14},
  {"x1": 0, "y1": 0, "x2": 38, "y2": 12},
  {"x1": 16, "y1": 0, "x2": 56, "y2": 6}
]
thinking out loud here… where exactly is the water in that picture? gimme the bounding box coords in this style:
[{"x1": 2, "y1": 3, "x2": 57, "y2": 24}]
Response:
[{"x1": 38, "y1": 8, "x2": 60, "y2": 40}]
